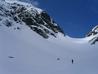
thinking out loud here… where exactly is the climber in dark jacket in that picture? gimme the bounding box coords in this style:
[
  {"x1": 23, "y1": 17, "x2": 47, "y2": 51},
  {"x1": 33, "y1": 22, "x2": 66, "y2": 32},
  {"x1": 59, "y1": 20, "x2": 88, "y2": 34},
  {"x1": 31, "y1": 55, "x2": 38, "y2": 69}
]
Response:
[{"x1": 72, "y1": 59, "x2": 74, "y2": 64}]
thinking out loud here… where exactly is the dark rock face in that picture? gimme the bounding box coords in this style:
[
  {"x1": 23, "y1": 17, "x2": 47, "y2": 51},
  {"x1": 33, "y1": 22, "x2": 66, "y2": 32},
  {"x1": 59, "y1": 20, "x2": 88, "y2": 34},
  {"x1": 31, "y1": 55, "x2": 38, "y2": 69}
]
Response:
[
  {"x1": 17, "y1": 9, "x2": 64, "y2": 38},
  {"x1": 90, "y1": 37, "x2": 98, "y2": 45},
  {"x1": 86, "y1": 25, "x2": 98, "y2": 37},
  {"x1": 0, "y1": 1, "x2": 64, "y2": 38},
  {"x1": 86, "y1": 25, "x2": 98, "y2": 44}
]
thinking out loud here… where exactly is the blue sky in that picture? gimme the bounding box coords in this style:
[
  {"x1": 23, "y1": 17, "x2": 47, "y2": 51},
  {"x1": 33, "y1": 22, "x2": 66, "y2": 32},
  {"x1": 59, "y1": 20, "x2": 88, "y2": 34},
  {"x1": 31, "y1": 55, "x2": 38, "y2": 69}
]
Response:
[{"x1": 34, "y1": 0, "x2": 98, "y2": 38}]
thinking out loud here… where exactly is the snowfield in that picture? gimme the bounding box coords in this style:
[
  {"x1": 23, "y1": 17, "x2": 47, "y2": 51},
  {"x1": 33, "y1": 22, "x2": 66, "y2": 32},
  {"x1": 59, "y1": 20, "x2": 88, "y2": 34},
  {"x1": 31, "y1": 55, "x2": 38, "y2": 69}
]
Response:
[
  {"x1": 0, "y1": 0, "x2": 98, "y2": 74},
  {"x1": 0, "y1": 23, "x2": 98, "y2": 74}
]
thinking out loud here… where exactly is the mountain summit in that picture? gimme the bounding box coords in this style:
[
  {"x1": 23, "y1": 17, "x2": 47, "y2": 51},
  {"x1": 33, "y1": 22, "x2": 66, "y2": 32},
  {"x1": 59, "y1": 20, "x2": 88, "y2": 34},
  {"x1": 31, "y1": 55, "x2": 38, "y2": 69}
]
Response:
[
  {"x1": 0, "y1": 0, "x2": 64, "y2": 38},
  {"x1": 86, "y1": 25, "x2": 98, "y2": 44},
  {"x1": 86, "y1": 25, "x2": 98, "y2": 37}
]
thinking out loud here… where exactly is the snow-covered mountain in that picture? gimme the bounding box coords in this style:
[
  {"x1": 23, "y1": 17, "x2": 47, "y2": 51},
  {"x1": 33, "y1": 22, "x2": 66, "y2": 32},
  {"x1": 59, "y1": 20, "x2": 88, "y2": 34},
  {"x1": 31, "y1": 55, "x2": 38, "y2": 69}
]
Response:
[
  {"x1": 0, "y1": 0, "x2": 98, "y2": 74},
  {"x1": 0, "y1": 0, "x2": 64, "y2": 38},
  {"x1": 86, "y1": 25, "x2": 98, "y2": 44}
]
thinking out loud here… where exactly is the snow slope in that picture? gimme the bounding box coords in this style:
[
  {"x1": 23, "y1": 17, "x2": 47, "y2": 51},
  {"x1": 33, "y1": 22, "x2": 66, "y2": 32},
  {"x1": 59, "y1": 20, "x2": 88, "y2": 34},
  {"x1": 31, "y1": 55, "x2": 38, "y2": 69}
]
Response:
[
  {"x1": 0, "y1": 0, "x2": 98, "y2": 74},
  {"x1": 0, "y1": 22, "x2": 98, "y2": 74}
]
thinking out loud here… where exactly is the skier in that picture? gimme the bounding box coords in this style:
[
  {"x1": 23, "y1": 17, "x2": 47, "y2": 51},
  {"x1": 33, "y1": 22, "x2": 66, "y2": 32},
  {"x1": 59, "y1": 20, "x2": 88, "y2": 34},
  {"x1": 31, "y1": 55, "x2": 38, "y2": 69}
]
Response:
[{"x1": 71, "y1": 59, "x2": 74, "y2": 64}]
